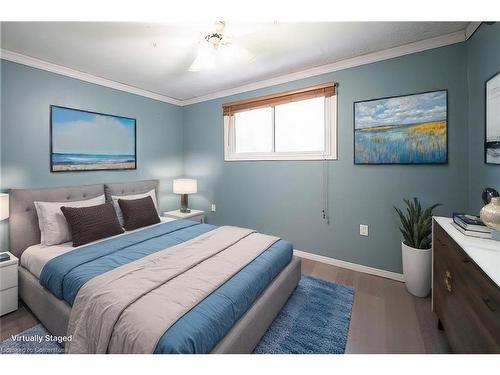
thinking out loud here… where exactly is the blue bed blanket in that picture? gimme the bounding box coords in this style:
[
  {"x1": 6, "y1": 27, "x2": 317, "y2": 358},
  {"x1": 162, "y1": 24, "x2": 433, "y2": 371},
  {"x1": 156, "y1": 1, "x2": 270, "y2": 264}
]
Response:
[{"x1": 39, "y1": 220, "x2": 293, "y2": 353}]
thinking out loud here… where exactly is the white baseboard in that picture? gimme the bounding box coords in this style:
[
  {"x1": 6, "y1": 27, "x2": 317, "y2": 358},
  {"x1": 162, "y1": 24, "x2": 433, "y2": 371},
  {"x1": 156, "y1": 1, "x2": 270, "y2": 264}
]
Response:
[{"x1": 293, "y1": 249, "x2": 404, "y2": 283}]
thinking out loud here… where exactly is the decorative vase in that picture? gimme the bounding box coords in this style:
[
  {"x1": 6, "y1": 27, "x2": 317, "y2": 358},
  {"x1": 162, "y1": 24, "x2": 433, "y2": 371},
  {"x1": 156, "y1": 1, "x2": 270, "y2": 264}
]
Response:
[
  {"x1": 482, "y1": 187, "x2": 499, "y2": 205},
  {"x1": 480, "y1": 197, "x2": 500, "y2": 231},
  {"x1": 401, "y1": 242, "x2": 432, "y2": 298}
]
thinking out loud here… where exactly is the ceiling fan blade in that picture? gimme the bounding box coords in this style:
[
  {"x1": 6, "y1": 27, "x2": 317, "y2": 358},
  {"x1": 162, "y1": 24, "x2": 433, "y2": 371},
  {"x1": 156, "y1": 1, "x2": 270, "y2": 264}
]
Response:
[
  {"x1": 223, "y1": 23, "x2": 265, "y2": 37},
  {"x1": 188, "y1": 56, "x2": 201, "y2": 72},
  {"x1": 218, "y1": 43, "x2": 255, "y2": 65},
  {"x1": 220, "y1": 35, "x2": 233, "y2": 46},
  {"x1": 189, "y1": 43, "x2": 217, "y2": 71}
]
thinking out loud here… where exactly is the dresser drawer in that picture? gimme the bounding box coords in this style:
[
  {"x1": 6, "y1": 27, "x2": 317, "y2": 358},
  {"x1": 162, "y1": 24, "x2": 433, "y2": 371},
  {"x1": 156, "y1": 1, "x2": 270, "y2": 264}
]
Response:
[
  {"x1": 435, "y1": 222, "x2": 500, "y2": 324},
  {"x1": 461, "y1": 260, "x2": 500, "y2": 345},
  {"x1": 434, "y1": 223, "x2": 470, "y2": 268},
  {"x1": 0, "y1": 263, "x2": 18, "y2": 291},
  {"x1": 188, "y1": 214, "x2": 204, "y2": 223},
  {"x1": 0, "y1": 286, "x2": 18, "y2": 316},
  {"x1": 433, "y1": 254, "x2": 489, "y2": 352},
  {"x1": 433, "y1": 221, "x2": 500, "y2": 353}
]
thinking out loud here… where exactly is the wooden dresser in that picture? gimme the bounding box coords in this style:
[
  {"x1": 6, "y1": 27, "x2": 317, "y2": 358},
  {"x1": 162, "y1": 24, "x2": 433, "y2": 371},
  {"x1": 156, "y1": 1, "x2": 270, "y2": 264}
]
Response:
[{"x1": 432, "y1": 217, "x2": 500, "y2": 353}]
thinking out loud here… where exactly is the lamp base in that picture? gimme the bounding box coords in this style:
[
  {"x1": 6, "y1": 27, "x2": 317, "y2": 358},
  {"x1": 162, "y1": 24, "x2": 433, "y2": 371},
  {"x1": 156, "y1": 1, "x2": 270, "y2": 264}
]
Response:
[{"x1": 180, "y1": 194, "x2": 191, "y2": 213}]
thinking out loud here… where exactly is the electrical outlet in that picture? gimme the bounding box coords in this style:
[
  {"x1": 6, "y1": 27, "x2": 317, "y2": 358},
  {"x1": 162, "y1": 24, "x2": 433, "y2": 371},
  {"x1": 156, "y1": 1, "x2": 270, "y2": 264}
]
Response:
[
  {"x1": 359, "y1": 224, "x2": 369, "y2": 236},
  {"x1": 211, "y1": 204, "x2": 216, "y2": 212}
]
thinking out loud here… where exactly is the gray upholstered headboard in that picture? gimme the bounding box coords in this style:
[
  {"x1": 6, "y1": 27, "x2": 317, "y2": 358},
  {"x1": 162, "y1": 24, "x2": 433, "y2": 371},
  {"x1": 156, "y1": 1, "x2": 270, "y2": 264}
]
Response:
[
  {"x1": 9, "y1": 179, "x2": 160, "y2": 258},
  {"x1": 104, "y1": 179, "x2": 159, "y2": 203}
]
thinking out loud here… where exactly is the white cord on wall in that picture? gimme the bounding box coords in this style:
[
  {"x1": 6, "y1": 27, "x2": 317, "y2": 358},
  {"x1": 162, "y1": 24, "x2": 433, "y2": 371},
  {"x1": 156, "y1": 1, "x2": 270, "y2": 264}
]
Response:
[{"x1": 322, "y1": 158, "x2": 330, "y2": 224}]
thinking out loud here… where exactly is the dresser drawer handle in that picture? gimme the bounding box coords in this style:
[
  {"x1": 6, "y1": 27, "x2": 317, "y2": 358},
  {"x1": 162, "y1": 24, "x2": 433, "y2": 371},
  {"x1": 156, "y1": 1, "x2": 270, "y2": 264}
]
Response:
[
  {"x1": 437, "y1": 238, "x2": 448, "y2": 248},
  {"x1": 482, "y1": 297, "x2": 497, "y2": 312},
  {"x1": 444, "y1": 271, "x2": 452, "y2": 292}
]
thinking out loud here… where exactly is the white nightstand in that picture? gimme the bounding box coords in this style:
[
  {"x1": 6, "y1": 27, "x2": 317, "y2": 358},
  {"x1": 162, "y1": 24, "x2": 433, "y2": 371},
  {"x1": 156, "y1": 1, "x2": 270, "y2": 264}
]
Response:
[
  {"x1": 0, "y1": 252, "x2": 18, "y2": 316},
  {"x1": 163, "y1": 209, "x2": 205, "y2": 223}
]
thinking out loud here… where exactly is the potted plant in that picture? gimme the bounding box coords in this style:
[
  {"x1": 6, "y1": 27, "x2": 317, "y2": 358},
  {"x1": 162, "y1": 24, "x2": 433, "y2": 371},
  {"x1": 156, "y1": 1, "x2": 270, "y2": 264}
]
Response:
[{"x1": 394, "y1": 198, "x2": 441, "y2": 297}]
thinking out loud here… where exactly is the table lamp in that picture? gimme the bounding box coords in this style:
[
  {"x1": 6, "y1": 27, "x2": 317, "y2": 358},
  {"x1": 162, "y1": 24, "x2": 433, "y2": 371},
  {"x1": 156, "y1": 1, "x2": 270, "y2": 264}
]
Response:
[
  {"x1": 0, "y1": 194, "x2": 10, "y2": 261},
  {"x1": 173, "y1": 179, "x2": 197, "y2": 213}
]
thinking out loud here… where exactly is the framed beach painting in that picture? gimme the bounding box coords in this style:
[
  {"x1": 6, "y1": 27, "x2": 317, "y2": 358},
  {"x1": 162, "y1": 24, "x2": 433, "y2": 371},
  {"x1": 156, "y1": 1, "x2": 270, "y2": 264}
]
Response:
[
  {"x1": 485, "y1": 71, "x2": 500, "y2": 164},
  {"x1": 354, "y1": 90, "x2": 448, "y2": 165},
  {"x1": 50, "y1": 106, "x2": 136, "y2": 172}
]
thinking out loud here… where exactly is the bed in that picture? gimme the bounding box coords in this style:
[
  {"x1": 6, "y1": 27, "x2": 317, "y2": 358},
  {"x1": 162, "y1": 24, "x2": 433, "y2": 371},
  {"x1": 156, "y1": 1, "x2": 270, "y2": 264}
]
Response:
[{"x1": 9, "y1": 180, "x2": 301, "y2": 354}]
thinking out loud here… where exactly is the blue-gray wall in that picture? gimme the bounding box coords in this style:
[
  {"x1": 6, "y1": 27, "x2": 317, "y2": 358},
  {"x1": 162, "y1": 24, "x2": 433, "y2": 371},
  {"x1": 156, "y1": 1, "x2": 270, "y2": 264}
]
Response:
[
  {"x1": 2, "y1": 27, "x2": 498, "y2": 273},
  {"x1": 183, "y1": 43, "x2": 469, "y2": 273},
  {"x1": 0, "y1": 60, "x2": 184, "y2": 250},
  {"x1": 467, "y1": 23, "x2": 500, "y2": 213}
]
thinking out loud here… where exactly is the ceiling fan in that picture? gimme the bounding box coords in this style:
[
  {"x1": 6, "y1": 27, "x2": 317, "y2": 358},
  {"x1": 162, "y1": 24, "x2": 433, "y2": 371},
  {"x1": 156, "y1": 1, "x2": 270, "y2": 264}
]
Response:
[{"x1": 188, "y1": 21, "x2": 254, "y2": 72}]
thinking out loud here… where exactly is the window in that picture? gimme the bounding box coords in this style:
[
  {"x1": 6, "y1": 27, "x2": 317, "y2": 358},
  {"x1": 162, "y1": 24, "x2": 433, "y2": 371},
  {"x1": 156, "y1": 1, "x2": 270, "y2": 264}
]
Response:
[
  {"x1": 234, "y1": 107, "x2": 273, "y2": 153},
  {"x1": 223, "y1": 83, "x2": 337, "y2": 161}
]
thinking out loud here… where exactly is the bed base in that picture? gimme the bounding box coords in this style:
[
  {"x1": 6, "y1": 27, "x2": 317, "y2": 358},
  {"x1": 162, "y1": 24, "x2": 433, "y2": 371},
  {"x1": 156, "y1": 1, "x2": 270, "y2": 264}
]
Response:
[{"x1": 19, "y1": 256, "x2": 301, "y2": 354}]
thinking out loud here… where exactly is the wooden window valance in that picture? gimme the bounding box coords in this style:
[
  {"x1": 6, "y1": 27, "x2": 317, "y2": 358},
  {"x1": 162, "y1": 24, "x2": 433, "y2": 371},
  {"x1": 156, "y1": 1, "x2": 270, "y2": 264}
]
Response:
[{"x1": 223, "y1": 82, "x2": 336, "y2": 116}]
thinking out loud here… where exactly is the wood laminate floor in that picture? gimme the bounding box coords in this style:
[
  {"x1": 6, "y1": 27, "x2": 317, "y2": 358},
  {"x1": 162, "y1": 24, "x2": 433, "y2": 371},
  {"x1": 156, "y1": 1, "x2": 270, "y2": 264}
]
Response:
[
  {"x1": 0, "y1": 301, "x2": 39, "y2": 342},
  {"x1": 0, "y1": 257, "x2": 450, "y2": 353},
  {"x1": 300, "y1": 257, "x2": 450, "y2": 353}
]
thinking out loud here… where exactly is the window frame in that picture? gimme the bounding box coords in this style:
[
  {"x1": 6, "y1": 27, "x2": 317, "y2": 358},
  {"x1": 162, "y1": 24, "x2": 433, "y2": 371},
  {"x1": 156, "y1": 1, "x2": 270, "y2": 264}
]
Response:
[{"x1": 223, "y1": 86, "x2": 338, "y2": 161}]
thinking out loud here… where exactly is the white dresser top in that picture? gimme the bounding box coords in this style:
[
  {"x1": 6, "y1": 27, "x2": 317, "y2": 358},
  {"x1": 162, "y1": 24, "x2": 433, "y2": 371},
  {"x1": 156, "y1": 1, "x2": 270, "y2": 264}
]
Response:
[{"x1": 434, "y1": 217, "x2": 500, "y2": 287}]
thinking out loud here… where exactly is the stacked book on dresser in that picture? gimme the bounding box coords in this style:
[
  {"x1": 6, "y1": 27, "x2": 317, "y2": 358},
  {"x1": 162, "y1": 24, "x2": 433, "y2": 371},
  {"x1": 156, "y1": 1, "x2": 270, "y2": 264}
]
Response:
[{"x1": 452, "y1": 213, "x2": 492, "y2": 239}]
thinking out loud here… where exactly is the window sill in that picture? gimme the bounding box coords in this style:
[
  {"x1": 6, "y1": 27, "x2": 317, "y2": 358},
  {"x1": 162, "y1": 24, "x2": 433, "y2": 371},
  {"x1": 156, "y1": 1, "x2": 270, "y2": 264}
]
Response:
[{"x1": 224, "y1": 153, "x2": 338, "y2": 161}]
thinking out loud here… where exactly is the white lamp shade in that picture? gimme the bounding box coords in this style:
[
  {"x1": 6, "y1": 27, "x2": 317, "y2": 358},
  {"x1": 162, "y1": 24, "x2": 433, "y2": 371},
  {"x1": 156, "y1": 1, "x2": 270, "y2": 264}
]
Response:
[
  {"x1": 0, "y1": 193, "x2": 9, "y2": 221},
  {"x1": 173, "y1": 179, "x2": 197, "y2": 194}
]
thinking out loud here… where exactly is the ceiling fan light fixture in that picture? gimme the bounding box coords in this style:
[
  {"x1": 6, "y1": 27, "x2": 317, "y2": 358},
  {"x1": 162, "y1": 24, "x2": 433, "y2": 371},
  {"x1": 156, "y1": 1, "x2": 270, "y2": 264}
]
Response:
[
  {"x1": 205, "y1": 33, "x2": 223, "y2": 49},
  {"x1": 188, "y1": 21, "x2": 253, "y2": 72}
]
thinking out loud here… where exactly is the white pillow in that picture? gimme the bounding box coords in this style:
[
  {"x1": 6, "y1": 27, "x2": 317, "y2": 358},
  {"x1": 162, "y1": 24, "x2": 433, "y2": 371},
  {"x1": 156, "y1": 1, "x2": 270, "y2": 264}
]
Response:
[
  {"x1": 34, "y1": 195, "x2": 106, "y2": 246},
  {"x1": 111, "y1": 189, "x2": 158, "y2": 227}
]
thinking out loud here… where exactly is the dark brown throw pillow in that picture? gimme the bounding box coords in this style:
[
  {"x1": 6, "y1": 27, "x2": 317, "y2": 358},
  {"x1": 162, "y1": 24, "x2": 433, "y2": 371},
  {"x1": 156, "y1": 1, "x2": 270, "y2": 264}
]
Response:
[
  {"x1": 118, "y1": 196, "x2": 160, "y2": 231},
  {"x1": 61, "y1": 202, "x2": 124, "y2": 247}
]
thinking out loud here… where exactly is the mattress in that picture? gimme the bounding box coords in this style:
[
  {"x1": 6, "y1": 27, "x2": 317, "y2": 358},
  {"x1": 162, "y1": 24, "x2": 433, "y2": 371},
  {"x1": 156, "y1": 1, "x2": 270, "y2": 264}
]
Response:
[{"x1": 25, "y1": 219, "x2": 293, "y2": 353}]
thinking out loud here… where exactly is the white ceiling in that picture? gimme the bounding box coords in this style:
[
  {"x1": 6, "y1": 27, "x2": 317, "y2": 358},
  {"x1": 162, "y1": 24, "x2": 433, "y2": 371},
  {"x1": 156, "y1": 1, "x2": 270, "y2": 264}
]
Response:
[{"x1": 1, "y1": 22, "x2": 469, "y2": 102}]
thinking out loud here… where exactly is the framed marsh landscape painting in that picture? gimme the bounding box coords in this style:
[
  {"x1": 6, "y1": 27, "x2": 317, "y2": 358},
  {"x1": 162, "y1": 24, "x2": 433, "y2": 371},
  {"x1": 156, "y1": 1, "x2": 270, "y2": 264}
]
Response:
[
  {"x1": 50, "y1": 106, "x2": 136, "y2": 172},
  {"x1": 486, "y1": 71, "x2": 500, "y2": 164},
  {"x1": 354, "y1": 90, "x2": 448, "y2": 164}
]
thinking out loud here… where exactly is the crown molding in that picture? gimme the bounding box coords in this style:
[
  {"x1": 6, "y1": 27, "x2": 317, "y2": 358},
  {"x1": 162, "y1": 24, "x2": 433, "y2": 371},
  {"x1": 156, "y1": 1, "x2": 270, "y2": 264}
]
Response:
[
  {"x1": 182, "y1": 30, "x2": 466, "y2": 106},
  {"x1": 0, "y1": 49, "x2": 183, "y2": 106},
  {"x1": 465, "y1": 22, "x2": 482, "y2": 40},
  {"x1": 1, "y1": 30, "x2": 466, "y2": 107}
]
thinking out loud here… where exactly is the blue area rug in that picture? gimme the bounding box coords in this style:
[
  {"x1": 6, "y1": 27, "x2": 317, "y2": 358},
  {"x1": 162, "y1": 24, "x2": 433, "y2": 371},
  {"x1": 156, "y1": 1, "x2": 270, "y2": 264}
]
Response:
[
  {"x1": 0, "y1": 324, "x2": 64, "y2": 354},
  {"x1": 1, "y1": 275, "x2": 354, "y2": 354},
  {"x1": 254, "y1": 275, "x2": 354, "y2": 354}
]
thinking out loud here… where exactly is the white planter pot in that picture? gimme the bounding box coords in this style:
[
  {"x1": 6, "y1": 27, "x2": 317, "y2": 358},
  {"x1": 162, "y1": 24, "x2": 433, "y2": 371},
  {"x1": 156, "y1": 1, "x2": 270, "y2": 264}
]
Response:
[{"x1": 402, "y1": 242, "x2": 432, "y2": 297}]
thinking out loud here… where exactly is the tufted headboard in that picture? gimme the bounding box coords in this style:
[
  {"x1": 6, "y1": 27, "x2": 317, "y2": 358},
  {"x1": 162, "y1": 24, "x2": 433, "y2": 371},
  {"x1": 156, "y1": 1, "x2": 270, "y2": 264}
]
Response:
[
  {"x1": 104, "y1": 179, "x2": 159, "y2": 204},
  {"x1": 9, "y1": 183, "x2": 105, "y2": 258},
  {"x1": 8, "y1": 179, "x2": 160, "y2": 258}
]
